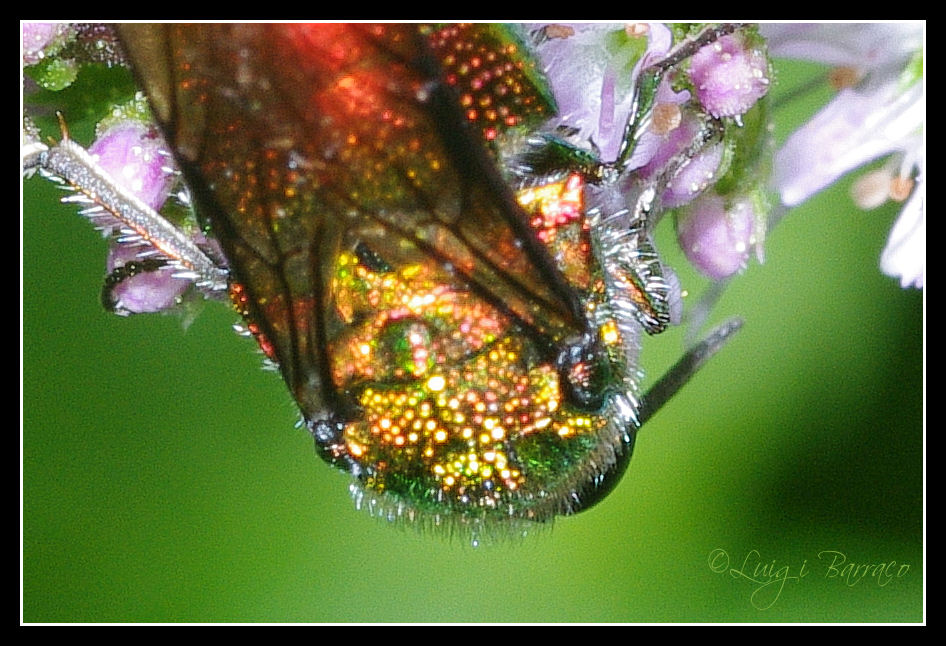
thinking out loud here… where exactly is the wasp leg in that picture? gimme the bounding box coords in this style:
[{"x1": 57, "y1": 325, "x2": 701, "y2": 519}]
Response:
[
  {"x1": 638, "y1": 317, "x2": 743, "y2": 426},
  {"x1": 23, "y1": 120, "x2": 229, "y2": 294},
  {"x1": 614, "y1": 23, "x2": 744, "y2": 172}
]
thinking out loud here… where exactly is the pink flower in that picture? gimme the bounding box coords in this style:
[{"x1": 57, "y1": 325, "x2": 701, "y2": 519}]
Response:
[
  {"x1": 763, "y1": 22, "x2": 924, "y2": 289},
  {"x1": 530, "y1": 22, "x2": 675, "y2": 163},
  {"x1": 88, "y1": 121, "x2": 175, "y2": 211},
  {"x1": 880, "y1": 164, "x2": 925, "y2": 289},
  {"x1": 89, "y1": 120, "x2": 192, "y2": 314},
  {"x1": 676, "y1": 192, "x2": 759, "y2": 279},
  {"x1": 688, "y1": 33, "x2": 771, "y2": 119},
  {"x1": 104, "y1": 243, "x2": 192, "y2": 315},
  {"x1": 638, "y1": 111, "x2": 724, "y2": 208},
  {"x1": 22, "y1": 22, "x2": 71, "y2": 65}
]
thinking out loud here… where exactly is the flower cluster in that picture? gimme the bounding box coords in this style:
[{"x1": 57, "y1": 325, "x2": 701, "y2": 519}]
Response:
[
  {"x1": 534, "y1": 24, "x2": 772, "y2": 280},
  {"x1": 23, "y1": 22, "x2": 925, "y2": 330},
  {"x1": 533, "y1": 22, "x2": 924, "y2": 289}
]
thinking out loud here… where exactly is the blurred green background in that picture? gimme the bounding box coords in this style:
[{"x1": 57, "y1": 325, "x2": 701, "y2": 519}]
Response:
[{"x1": 22, "y1": 44, "x2": 923, "y2": 623}]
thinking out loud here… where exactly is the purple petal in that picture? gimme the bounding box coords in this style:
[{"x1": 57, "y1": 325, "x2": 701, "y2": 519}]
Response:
[
  {"x1": 880, "y1": 180, "x2": 925, "y2": 288},
  {"x1": 532, "y1": 22, "x2": 672, "y2": 162},
  {"x1": 760, "y1": 23, "x2": 922, "y2": 70},
  {"x1": 638, "y1": 112, "x2": 724, "y2": 208},
  {"x1": 688, "y1": 33, "x2": 770, "y2": 119},
  {"x1": 662, "y1": 143, "x2": 725, "y2": 208},
  {"x1": 774, "y1": 82, "x2": 922, "y2": 206},
  {"x1": 624, "y1": 79, "x2": 691, "y2": 171},
  {"x1": 105, "y1": 243, "x2": 192, "y2": 315},
  {"x1": 677, "y1": 193, "x2": 757, "y2": 279},
  {"x1": 22, "y1": 22, "x2": 67, "y2": 65},
  {"x1": 88, "y1": 122, "x2": 176, "y2": 212}
]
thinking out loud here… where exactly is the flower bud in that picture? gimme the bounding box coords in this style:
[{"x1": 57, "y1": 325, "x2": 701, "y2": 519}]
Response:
[
  {"x1": 88, "y1": 121, "x2": 176, "y2": 211},
  {"x1": 22, "y1": 22, "x2": 73, "y2": 65},
  {"x1": 688, "y1": 33, "x2": 770, "y2": 119},
  {"x1": 676, "y1": 193, "x2": 757, "y2": 279},
  {"x1": 104, "y1": 244, "x2": 192, "y2": 316}
]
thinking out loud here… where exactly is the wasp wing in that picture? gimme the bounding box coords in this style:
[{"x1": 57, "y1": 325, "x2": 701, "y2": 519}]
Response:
[{"x1": 118, "y1": 23, "x2": 587, "y2": 422}]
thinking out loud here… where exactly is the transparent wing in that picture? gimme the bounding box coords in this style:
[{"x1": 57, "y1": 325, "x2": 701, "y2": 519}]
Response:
[{"x1": 118, "y1": 23, "x2": 587, "y2": 422}]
